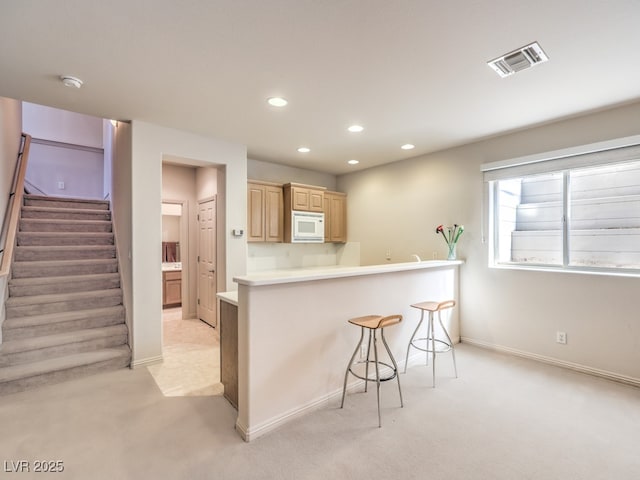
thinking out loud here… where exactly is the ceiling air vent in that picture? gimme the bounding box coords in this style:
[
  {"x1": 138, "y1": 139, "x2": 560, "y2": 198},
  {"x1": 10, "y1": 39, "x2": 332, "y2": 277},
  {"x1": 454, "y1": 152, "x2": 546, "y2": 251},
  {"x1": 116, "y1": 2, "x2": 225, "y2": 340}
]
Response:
[{"x1": 488, "y1": 42, "x2": 549, "y2": 78}]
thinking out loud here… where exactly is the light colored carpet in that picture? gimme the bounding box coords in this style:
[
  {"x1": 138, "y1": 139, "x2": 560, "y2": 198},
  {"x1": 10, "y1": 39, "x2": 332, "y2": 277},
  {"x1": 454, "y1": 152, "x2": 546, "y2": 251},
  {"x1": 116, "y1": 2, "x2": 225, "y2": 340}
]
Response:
[
  {"x1": 0, "y1": 343, "x2": 638, "y2": 479},
  {"x1": 147, "y1": 308, "x2": 223, "y2": 396}
]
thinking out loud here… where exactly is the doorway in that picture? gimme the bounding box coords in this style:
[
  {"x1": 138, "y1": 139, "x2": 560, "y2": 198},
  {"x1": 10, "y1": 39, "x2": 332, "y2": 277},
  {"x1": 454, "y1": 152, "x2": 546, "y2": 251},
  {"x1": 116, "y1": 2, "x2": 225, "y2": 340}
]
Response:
[{"x1": 150, "y1": 163, "x2": 223, "y2": 397}]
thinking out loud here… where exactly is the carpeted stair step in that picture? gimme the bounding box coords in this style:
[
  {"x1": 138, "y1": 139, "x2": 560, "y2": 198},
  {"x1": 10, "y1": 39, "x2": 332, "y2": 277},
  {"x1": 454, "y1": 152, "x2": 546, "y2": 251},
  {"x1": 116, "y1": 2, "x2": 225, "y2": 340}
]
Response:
[
  {"x1": 2, "y1": 306, "x2": 125, "y2": 341},
  {"x1": 9, "y1": 273, "x2": 121, "y2": 297},
  {"x1": 0, "y1": 345, "x2": 131, "y2": 396},
  {"x1": 17, "y1": 231, "x2": 114, "y2": 246},
  {"x1": 19, "y1": 218, "x2": 112, "y2": 233},
  {"x1": 11, "y1": 258, "x2": 118, "y2": 279},
  {"x1": 0, "y1": 325, "x2": 128, "y2": 367},
  {"x1": 23, "y1": 195, "x2": 109, "y2": 211},
  {"x1": 21, "y1": 206, "x2": 111, "y2": 221},
  {"x1": 6, "y1": 288, "x2": 122, "y2": 318},
  {"x1": 14, "y1": 245, "x2": 116, "y2": 261}
]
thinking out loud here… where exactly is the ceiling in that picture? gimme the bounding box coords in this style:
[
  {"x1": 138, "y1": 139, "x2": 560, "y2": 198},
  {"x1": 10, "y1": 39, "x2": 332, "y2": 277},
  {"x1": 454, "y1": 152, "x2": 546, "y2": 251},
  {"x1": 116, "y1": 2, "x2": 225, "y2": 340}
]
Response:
[{"x1": 1, "y1": 0, "x2": 640, "y2": 175}]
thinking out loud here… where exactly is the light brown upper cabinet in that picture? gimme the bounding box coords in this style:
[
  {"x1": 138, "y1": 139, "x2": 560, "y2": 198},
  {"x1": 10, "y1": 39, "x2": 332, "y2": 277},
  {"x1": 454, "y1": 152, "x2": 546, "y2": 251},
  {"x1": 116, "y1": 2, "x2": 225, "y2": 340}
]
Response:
[
  {"x1": 284, "y1": 183, "x2": 325, "y2": 213},
  {"x1": 247, "y1": 181, "x2": 284, "y2": 242},
  {"x1": 324, "y1": 191, "x2": 347, "y2": 243}
]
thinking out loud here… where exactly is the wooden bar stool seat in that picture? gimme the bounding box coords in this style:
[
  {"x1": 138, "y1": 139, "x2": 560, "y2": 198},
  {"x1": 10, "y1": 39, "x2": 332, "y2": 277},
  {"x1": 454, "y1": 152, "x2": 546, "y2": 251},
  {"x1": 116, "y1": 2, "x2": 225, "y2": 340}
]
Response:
[
  {"x1": 340, "y1": 314, "x2": 404, "y2": 427},
  {"x1": 403, "y1": 300, "x2": 457, "y2": 387}
]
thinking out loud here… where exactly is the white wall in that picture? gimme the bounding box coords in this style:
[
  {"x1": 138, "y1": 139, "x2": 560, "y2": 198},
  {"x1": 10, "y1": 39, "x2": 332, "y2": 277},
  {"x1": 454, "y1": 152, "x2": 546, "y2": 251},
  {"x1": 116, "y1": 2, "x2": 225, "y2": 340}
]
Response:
[
  {"x1": 110, "y1": 121, "x2": 133, "y2": 350},
  {"x1": 103, "y1": 121, "x2": 114, "y2": 200},
  {"x1": 130, "y1": 121, "x2": 246, "y2": 367},
  {"x1": 22, "y1": 102, "x2": 103, "y2": 148},
  {"x1": 0, "y1": 97, "x2": 23, "y2": 343},
  {"x1": 161, "y1": 216, "x2": 180, "y2": 243},
  {"x1": 25, "y1": 141, "x2": 104, "y2": 199},
  {"x1": 338, "y1": 100, "x2": 640, "y2": 384},
  {"x1": 0, "y1": 97, "x2": 22, "y2": 248},
  {"x1": 196, "y1": 166, "x2": 217, "y2": 201},
  {"x1": 248, "y1": 158, "x2": 337, "y2": 190},
  {"x1": 22, "y1": 103, "x2": 107, "y2": 199}
]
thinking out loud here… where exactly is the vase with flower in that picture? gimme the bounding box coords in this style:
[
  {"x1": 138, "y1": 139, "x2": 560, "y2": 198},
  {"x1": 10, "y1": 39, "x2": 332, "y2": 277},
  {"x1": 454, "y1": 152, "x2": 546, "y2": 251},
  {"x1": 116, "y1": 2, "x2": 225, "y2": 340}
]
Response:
[{"x1": 436, "y1": 224, "x2": 464, "y2": 260}]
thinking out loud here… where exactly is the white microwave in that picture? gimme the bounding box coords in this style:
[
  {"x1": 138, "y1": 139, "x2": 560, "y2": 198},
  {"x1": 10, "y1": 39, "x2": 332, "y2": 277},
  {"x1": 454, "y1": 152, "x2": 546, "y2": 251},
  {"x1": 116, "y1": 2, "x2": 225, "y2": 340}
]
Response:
[{"x1": 291, "y1": 210, "x2": 324, "y2": 243}]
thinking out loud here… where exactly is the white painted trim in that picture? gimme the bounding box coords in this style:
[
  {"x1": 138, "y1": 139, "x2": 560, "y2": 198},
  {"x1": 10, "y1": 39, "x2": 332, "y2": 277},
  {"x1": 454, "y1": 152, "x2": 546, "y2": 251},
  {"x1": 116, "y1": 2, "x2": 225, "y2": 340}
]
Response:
[
  {"x1": 131, "y1": 355, "x2": 163, "y2": 369},
  {"x1": 31, "y1": 137, "x2": 104, "y2": 154},
  {"x1": 461, "y1": 337, "x2": 640, "y2": 388}
]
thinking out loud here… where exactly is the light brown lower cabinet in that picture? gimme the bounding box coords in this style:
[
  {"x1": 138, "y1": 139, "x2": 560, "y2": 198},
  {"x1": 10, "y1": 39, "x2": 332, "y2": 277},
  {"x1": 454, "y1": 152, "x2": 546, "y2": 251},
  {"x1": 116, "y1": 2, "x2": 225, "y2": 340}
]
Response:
[
  {"x1": 162, "y1": 270, "x2": 182, "y2": 308},
  {"x1": 220, "y1": 299, "x2": 238, "y2": 410}
]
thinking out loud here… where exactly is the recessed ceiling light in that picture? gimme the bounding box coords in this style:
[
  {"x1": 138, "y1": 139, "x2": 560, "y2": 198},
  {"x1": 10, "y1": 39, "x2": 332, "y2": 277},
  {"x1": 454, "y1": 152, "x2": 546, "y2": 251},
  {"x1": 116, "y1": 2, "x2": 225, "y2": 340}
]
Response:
[
  {"x1": 297, "y1": 147, "x2": 310, "y2": 153},
  {"x1": 267, "y1": 97, "x2": 288, "y2": 107},
  {"x1": 401, "y1": 144, "x2": 415, "y2": 150},
  {"x1": 347, "y1": 159, "x2": 359, "y2": 165},
  {"x1": 60, "y1": 75, "x2": 83, "y2": 89},
  {"x1": 347, "y1": 125, "x2": 364, "y2": 133}
]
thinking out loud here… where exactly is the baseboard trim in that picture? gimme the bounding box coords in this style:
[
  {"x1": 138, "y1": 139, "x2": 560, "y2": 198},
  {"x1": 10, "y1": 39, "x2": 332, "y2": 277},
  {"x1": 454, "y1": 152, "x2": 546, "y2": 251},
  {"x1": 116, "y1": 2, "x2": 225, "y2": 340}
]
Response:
[
  {"x1": 461, "y1": 337, "x2": 640, "y2": 388},
  {"x1": 131, "y1": 355, "x2": 163, "y2": 369}
]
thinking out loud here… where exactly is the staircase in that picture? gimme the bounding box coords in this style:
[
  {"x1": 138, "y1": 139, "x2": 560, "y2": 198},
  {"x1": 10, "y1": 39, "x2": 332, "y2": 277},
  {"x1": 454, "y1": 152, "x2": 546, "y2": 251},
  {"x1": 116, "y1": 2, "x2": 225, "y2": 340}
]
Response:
[{"x1": 0, "y1": 194, "x2": 131, "y2": 395}]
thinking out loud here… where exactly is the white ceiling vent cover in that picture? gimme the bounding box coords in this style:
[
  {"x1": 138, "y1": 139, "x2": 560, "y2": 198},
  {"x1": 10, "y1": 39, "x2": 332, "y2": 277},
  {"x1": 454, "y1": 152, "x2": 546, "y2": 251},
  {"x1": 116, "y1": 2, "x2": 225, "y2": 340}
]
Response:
[{"x1": 488, "y1": 42, "x2": 549, "y2": 78}]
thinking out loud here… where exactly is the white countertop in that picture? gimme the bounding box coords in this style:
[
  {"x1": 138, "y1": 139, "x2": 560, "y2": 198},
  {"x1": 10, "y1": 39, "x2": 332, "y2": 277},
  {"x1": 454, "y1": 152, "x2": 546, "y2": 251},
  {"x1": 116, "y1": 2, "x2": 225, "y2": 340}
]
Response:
[
  {"x1": 162, "y1": 262, "x2": 182, "y2": 272},
  {"x1": 233, "y1": 260, "x2": 462, "y2": 287},
  {"x1": 217, "y1": 290, "x2": 238, "y2": 306}
]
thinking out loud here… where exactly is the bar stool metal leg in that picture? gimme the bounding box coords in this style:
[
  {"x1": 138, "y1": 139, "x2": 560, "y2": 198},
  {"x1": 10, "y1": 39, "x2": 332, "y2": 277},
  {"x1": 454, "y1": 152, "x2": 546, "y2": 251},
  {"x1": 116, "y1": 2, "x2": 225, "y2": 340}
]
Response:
[
  {"x1": 437, "y1": 310, "x2": 458, "y2": 378},
  {"x1": 381, "y1": 328, "x2": 403, "y2": 408},
  {"x1": 429, "y1": 311, "x2": 436, "y2": 387},
  {"x1": 403, "y1": 310, "x2": 425, "y2": 373},
  {"x1": 373, "y1": 329, "x2": 381, "y2": 427},
  {"x1": 364, "y1": 328, "x2": 372, "y2": 393},
  {"x1": 341, "y1": 327, "x2": 364, "y2": 408}
]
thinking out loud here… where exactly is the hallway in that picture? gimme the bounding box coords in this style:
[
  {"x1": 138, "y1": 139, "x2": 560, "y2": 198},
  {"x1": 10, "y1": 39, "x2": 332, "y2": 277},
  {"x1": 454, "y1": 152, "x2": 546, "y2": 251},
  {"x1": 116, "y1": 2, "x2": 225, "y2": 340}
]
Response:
[{"x1": 147, "y1": 308, "x2": 222, "y2": 396}]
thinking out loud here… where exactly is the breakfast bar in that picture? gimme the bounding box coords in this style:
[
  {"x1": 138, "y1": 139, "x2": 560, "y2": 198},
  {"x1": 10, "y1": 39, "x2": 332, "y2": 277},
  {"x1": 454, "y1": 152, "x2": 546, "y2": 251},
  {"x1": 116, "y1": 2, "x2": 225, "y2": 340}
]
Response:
[{"x1": 230, "y1": 260, "x2": 462, "y2": 441}]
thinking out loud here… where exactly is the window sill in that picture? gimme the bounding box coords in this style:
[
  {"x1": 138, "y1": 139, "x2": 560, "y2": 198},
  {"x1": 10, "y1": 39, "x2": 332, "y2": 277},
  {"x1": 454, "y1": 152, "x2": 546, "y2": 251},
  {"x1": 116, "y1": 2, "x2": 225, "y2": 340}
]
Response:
[{"x1": 490, "y1": 263, "x2": 640, "y2": 278}]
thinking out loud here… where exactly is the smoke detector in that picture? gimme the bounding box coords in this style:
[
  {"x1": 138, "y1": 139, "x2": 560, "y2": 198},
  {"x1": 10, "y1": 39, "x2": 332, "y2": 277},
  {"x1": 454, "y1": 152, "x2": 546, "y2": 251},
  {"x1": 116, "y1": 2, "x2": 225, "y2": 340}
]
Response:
[
  {"x1": 487, "y1": 42, "x2": 549, "y2": 78},
  {"x1": 60, "y1": 75, "x2": 83, "y2": 88}
]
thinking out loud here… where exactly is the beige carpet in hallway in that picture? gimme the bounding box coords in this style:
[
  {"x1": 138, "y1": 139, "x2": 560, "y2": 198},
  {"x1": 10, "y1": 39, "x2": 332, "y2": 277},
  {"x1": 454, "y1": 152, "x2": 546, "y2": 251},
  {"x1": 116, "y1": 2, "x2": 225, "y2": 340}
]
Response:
[
  {"x1": 146, "y1": 307, "x2": 223, "y2": 396},
  {"x1": 1, "y1": 343, "x2": 638, "y2": 480}
]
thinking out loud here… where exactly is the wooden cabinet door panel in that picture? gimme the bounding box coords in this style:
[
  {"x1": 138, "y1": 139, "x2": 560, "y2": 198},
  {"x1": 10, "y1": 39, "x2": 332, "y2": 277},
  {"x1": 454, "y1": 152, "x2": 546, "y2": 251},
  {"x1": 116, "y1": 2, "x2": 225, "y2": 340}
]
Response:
[
  {"x1": 309, "y1": 191, "x2": 324, "y2": 212},
  {"x1": 248, "y1": 184, "x2": 266, "y2": 242},
  {"x1": 265, "y1": 186, "x2": 284, "y2": 242}
]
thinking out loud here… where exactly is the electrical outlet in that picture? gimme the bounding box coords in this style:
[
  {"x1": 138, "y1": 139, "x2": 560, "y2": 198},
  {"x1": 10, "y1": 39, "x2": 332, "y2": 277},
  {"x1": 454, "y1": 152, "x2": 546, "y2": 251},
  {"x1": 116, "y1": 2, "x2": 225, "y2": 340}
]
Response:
[
  {"x1": 385, "y1": 248, "x2": 391, "y2": 260},
  {"x1": 359, "y1": 345, "x2": 367, "y2": 360},
  {"x1": 556, "y1": 331, "x2": 567, "y2": 344},
  {"x1": 432, "y1": 251, "x2": 438, "y2": 259}
]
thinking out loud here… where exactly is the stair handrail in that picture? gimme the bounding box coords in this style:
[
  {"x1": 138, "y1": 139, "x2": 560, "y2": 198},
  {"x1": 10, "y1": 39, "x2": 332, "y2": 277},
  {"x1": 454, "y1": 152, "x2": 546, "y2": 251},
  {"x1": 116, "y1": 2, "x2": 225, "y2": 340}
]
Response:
[{"x1": 0, "y1": 133, "x2": 31, "y2": 278}]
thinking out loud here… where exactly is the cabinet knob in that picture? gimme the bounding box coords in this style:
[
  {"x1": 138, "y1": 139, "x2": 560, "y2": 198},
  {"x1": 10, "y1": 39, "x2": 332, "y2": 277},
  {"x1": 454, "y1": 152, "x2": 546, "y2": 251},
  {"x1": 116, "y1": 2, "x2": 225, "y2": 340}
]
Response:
[{"x1": 209, "y1": 269, "x2": 215, "y2": 273}]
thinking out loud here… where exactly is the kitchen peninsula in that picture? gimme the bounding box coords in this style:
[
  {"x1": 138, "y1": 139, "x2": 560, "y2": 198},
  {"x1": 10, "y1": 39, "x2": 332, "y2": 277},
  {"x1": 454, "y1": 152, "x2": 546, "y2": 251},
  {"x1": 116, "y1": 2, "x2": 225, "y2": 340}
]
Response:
[{"x1": 224, "y1": 260, "x2": 462, "y2": 441}]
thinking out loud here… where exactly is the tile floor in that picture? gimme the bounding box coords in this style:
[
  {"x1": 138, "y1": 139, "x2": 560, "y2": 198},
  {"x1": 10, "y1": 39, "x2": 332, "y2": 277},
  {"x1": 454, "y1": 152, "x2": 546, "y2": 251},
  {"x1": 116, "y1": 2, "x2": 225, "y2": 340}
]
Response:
[{"x1": 147, "y1": 307, "x2": 224, "y2": 396}]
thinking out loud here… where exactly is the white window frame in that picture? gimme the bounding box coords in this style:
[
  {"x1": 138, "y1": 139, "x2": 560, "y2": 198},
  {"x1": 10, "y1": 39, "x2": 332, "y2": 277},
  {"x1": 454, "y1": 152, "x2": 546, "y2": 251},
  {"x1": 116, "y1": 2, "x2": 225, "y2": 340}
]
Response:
[{"x1": 482, "y1": 135, "x2": 640, "y2": 277}]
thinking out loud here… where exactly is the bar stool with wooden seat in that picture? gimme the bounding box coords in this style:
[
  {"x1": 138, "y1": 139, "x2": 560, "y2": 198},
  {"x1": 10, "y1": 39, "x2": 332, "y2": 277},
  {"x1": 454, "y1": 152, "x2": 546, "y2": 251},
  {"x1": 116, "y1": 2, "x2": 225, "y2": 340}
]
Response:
[
  {"x1": 403, "y1": 300, "x2": 457, "y2": 387},
  {"x1": 340, "y1": 314, "x2": 404, "y2": 427}
]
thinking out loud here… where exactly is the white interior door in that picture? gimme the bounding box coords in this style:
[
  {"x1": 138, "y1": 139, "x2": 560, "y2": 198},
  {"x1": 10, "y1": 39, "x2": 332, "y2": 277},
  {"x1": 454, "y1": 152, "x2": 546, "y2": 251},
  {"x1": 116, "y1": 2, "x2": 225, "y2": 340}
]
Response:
[{"x1": 197, "y1": 198, "x2": 217, "y2": 327}]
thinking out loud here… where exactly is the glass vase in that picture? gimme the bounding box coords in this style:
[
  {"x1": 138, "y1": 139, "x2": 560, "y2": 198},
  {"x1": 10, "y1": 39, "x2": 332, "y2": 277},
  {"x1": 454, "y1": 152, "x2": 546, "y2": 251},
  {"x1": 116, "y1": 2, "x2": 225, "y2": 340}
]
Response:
[{"x1": 447, "y1": 243, "x2": 457, "y2": 261}]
